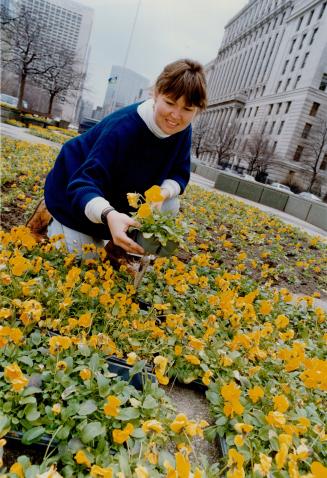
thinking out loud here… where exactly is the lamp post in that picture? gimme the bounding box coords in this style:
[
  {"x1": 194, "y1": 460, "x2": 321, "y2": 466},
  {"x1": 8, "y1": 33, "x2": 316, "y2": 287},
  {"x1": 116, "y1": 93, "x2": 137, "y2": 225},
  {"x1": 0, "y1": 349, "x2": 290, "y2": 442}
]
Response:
[{"x1": 110, "y1": 0, "x2": 142, "y2": 113}]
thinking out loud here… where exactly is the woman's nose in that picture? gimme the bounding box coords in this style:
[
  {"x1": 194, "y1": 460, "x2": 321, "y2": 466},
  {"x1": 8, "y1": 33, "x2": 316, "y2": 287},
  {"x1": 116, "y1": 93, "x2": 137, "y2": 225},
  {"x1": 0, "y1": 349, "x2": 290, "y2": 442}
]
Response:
[{"x1": 170, "y1": 107, "x2": 181, "y2": 119}]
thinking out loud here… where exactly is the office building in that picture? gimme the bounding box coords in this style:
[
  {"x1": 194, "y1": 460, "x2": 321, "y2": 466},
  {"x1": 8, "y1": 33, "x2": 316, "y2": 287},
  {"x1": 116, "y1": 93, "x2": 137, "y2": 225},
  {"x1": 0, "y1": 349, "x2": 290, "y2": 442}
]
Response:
[
  {"x1": 102, "y1": 66, "x2": 149, "y2": 116},
  {"x1": 2, "y1": 0, "x2": 93, "y2": 122},
  {"x1": 201, "y1": 0, "x2": 327, "y2": 195}
]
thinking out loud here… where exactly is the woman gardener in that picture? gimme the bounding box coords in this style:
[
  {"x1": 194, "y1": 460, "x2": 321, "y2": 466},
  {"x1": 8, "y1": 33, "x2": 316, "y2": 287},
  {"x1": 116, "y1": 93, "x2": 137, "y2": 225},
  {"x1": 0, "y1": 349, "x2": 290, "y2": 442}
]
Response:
[{"x1": 43, "y1": 58, "x2": 207, "y2": 255}]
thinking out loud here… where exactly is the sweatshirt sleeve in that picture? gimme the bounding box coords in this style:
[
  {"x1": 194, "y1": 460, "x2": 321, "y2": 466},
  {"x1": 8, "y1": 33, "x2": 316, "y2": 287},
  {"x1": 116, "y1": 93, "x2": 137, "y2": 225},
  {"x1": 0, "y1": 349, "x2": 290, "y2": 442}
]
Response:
[{"x1": 65, "y1": 124, "x2": 120, "y2": 214}]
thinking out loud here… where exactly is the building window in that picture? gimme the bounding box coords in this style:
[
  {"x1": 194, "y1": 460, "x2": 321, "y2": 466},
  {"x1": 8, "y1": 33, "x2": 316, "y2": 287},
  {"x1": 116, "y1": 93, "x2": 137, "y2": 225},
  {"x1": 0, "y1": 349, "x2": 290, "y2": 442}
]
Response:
[
  {"x1": 262, "y1": 85, "x2": 266, "y2": 96},
  {"x1": 318, "y1": 2, "x2": 326, "y2": 19},
  {"x1": 262, "y1": 121, "x2": 267, "y2": 134},
  {"x1": 309, "y1": 102, "x2": 320, "y2": 116},
  {"x1": 310, "y1": 28, "x2": 318, "y2": 45},
  {"x1": 285, "y1": 78, "x2": 291, "y2": 90},
  {"x1": 320, "y1": 153, "x2": 327, "y2": 170},
  {"x1": 319, "y1": 73, "x2": 327, "y2": 91},
  {"x1": 299, "y1": 33, "x2": 307, "y2": 50},
  {"x1": 254, "y1": 106, "x2": 259, "y2": 117},
  {"x1": 248, "y1": 122, "x2": 253, "y2": 134},
  {"x1": 291, "y1": 56, "x2": 298, "y2": 72},
  {"x1": 270, "y1": 121, "x2": 276, "y2": 134},
  {"x1": 301, "y1": 52, "x2": 309, "y2": 68},
  {"x1": 248, "y1": 107, "x2": 252, "y2": 117},
  {"x1": 282, "y1": 59, "x2": 289, "y2": 74},
  {"x1": 280, "y1": 12, "x2": 286, "y2": 25},
  {"x1": 289, "y1": 38, "x2": 296, "y2": 53},
  {"x1": 276, "y1": 103, "x2": 282, "y2": 114},
  {"x1": 302, "y1": 123, "x2": 312, "y2": 139},
  {"x1": 293, "y1": 145, "x2": 304, "y2": 162},
  {"x1": 307, "y1": 10, "x2": 314, "y2": 26},
  {"x1": 296, "y1": 16, "x2": 303, "y2": 31},
  {"x1": 285, "y1": 101, "x2": 292, "y2": 114},
  {"x1": 277, "y1": 121, "x2": 285, "y2": 134},
  {"x1": 276, "y1": 81, "x2": 282, "y2": 93},
  {"x1": 268, "y1": 104, "x2": 273, "y2": 115},
  {"x1": 294, "y1": 75, "x2": 301, "y2": 88},
  {"x1": 272, "y1": 141, "x2": 277, "y2": 152}
]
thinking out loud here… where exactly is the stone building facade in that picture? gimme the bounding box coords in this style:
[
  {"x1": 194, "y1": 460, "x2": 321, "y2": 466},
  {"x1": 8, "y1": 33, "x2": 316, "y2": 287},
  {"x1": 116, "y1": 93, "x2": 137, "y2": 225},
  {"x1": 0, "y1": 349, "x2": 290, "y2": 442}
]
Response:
[{"x1": 199, "y1": 0, "x2": 327, "y2": 196}]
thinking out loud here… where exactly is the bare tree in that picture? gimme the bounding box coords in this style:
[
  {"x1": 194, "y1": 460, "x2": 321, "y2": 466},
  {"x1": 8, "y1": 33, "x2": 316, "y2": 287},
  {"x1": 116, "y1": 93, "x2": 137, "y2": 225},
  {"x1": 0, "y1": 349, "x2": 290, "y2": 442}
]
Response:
[
  {"x1": 243, "y1": 131, "x2": 275, "y2": 175},
  {"x1": 211, "y1": 123, "x2": 238, "y2": 166},
  {"x1": 302, "y1": 118, "x2": 327, "y2": 193},
  {"x1": 192, "y1": 115, "x2": 214, "y2": 158},
  {"x1": 1, "y1": 5, "x2": 53, "y2": 110},
  {"x1": 36, "y1": 49, "x2": 86, "y2": 116}
]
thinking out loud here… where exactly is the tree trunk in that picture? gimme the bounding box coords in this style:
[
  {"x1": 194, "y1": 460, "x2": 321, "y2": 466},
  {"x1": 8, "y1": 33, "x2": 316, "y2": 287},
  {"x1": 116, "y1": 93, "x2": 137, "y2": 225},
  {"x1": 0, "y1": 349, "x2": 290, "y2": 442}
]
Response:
[
  {"x1": 308, "y1": 171, "x2": 317, "y2": 192},
  {"x1": 17, "y1": 71, "x2": 27, "y2": 111},
  {"x1": 47, "y1": 93, "x2": 56, "y2": 116}
]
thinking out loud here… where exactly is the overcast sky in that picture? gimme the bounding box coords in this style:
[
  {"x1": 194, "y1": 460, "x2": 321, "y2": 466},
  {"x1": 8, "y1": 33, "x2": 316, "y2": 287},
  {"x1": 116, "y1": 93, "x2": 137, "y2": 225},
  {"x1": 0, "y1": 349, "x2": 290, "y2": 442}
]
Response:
[{"x1": 77, "y1": 0, "x2": 247, "y2": 107}]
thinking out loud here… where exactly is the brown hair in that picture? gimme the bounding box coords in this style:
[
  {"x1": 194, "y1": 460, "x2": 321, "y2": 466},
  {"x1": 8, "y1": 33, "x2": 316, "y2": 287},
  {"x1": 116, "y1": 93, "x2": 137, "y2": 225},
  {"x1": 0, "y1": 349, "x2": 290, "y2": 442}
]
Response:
[{"x1": 155, "y1": 59, "x2": 207, "y2": 111}]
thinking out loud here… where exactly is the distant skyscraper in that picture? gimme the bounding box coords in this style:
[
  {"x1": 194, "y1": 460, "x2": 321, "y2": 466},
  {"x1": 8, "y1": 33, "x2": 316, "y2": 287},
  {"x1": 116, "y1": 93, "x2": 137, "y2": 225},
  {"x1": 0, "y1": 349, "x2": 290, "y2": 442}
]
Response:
[
  {"x1": 201, "y1": 0, "x2": 327, "y2": 195},
  {"x1": 102, "y1": 66, "x2": 150, "y2": 117},
  {"x1": 3, "y1": 0, "x2": 93, "y2": 122}
]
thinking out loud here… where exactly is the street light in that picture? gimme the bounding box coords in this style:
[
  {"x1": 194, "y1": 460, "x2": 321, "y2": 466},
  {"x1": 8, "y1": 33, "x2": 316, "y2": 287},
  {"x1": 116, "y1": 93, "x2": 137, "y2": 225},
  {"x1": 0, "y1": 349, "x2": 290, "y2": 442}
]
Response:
[{"x1": 110, "y1": 0, "x2": 142, "y2": 113}]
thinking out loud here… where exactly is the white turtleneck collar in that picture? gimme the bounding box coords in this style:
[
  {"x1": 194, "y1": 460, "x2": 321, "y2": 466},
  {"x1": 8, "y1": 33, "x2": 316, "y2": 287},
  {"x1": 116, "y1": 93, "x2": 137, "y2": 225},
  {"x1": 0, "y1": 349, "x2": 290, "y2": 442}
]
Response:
[{"x1": 137, "y1": 98, "x2": 171, "y2": 139}]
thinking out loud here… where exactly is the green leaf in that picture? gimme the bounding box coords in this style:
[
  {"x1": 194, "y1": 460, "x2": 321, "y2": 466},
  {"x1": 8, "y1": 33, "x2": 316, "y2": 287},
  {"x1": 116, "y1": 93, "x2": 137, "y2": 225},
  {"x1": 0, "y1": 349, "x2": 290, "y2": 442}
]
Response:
[
  {"x1": 129, "y1": 360, "x2": 146, "y2": 377},
  {"x1": 204, "y1": 425, "x2": 218, "y2": 442},
  {"x1": 21, "y1": 426, "x2": 45, "y2": 444},
  {"x1": 2, "y1": 402, "x2": 12, "y2": 413},
  {"x1": 19, "y1": 355, "x2": 34, "y2": 367},
  {"x1": 96, "y1": 373, "x2": 110, "y2": 397},
  {"x1": 89, "y1": 354, "x2": 100, "y2": 370},
  {"x1": 78, "y1": 400, "x2": 97, "y2": 416},
  {"x1": 131, "y1": 427, "x2": 146, "y2": 439},
  {"x1": 0, "y1": 414, "x2": 10, "y2": 437},
  {"x1": 142, "y1": 395, "x2": 158, "y2": 409},
  {"x1": 206, "y1": 391, "x2": 220, "y2": 405},
  {"x1": 61, "y1": 385, "x2": 76, "y2": 400},
  {"x1": 112, "y1": 302, "x2": 120, "y2": 316},
  {"x1": 118, "y1": 449, "x2": 131, "y2": 474},
  {"x1": 80, "y1": 421, "x2": 105, "y2": 444},
  {"x1": 25, "y1": 405, "x2": 40, "y2": 422},
  {"x1": 78, "y1": 344, "x2": 91, "y2": 357},
  {"x1": 56, "y1": 424, "x2": 71, "y2": 440},
  {"x1": 22, "y1": 387, "x2": 42, "y2": 396},
  {"x1": 215, "y1": 415, "x2": 228, "y2": 426},
  {"x1": 117, "y1": 407, "x2": 140, "y2": 421}
]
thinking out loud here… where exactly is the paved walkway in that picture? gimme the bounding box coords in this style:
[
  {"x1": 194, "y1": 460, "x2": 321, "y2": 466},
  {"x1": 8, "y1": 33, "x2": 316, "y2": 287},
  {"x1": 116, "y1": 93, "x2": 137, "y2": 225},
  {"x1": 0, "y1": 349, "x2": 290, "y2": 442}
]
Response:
[
  {"x1": 1, "y1": 121, "x2": 62, "y2": 148},
  {"x1": 190, "y1": 173, "x2": 327, "y2": 239}
]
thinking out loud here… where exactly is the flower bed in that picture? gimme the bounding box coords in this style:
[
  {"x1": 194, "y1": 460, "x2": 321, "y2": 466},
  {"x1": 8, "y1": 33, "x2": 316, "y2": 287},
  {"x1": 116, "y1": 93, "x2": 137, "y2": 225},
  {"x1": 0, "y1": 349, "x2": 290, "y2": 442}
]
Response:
[
  {"x1": 27, "y1": 125, "x2": 72, "y2": 145},
  {"x1": 0, "y1": 137, "x2": 326, "y2": 476}
]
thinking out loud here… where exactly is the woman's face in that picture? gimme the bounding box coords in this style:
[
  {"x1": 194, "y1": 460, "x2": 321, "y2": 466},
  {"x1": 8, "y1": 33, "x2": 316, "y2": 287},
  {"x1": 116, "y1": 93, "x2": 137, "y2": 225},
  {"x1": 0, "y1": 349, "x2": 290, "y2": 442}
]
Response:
[{"x1": 153, "y1": 92, "x2": 198, "y2": 135}]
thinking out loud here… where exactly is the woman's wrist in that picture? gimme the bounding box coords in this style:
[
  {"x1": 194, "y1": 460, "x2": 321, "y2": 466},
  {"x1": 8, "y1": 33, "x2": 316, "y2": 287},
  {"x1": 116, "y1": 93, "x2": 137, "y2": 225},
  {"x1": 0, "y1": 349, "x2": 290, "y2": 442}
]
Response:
[{"x1": 101, "y1": 206, "x2": 116, "y2": 224}]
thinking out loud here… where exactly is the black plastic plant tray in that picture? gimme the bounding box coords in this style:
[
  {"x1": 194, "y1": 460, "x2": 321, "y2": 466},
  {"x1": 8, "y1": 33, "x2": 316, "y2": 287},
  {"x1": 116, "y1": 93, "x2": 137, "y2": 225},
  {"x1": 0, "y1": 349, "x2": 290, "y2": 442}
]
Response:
[
  {"x1": 216, "y1": 435, "x2": 228, "y2": 457},
  {"x1": 5, "y1": 430, "x2": 57, "y2": 452},
  {"x1": 106, "y1": 356, "x2": 156, "y2": 391}
]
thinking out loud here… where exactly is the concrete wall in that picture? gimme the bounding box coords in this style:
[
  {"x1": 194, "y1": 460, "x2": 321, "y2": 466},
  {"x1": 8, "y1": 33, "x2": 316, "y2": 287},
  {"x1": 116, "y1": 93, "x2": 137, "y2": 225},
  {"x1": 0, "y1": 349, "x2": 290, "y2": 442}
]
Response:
[{"x1": 194, "y1": 165, "x2": 327, "y2": 231}]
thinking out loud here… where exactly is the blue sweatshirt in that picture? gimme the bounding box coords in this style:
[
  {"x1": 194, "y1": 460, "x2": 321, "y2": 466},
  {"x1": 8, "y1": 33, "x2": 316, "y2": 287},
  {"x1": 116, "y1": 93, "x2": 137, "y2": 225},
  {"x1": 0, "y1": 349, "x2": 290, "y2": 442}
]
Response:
[{"x1": 44, "y1": 102, "x2": 191, "y2": 239}]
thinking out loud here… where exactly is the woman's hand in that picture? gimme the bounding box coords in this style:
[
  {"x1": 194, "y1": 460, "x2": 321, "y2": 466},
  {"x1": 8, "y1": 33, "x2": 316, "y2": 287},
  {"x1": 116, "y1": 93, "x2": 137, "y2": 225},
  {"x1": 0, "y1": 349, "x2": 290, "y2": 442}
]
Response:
[
  {"x1": 152, "y1": 187, "x2": 170, "y2": 211},
  {"x1": 106, "y1": 210, "x2": 144, "y2": 254}
]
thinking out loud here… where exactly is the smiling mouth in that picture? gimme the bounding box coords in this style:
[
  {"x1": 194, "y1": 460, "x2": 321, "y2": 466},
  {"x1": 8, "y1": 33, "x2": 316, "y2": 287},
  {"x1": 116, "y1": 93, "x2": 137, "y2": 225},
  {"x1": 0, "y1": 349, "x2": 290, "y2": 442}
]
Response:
[{"x1": 166, "y1": 120, "x2": 178, "y2": 127}]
